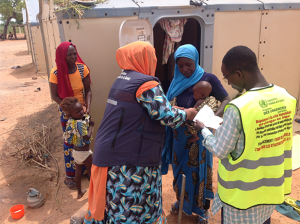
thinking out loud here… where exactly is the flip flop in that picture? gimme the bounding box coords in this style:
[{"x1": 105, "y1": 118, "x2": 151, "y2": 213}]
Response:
[
  {"x1": 170, "y1": 201, "x2": 179, "y2": 215},
  {"x1": 197, "y1": 215, "x2": 209, "y2": 224},
  {"x1": 64, "y1": 179, "x2": 77, "y2": 190}
]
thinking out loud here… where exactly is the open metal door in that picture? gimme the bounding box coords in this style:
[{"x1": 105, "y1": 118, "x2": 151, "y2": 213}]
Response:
[{"x1": 119, "y1": 19, "x2": 153, "y2": 47}]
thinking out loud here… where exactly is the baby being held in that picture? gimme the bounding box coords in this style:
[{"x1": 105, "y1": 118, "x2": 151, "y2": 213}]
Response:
[
  {"x1": 187, "y1": 81, "x2": 218, "y2": 142},
  {"x1": 60, "y1": 97, "x2": 94, "y2": 199}
]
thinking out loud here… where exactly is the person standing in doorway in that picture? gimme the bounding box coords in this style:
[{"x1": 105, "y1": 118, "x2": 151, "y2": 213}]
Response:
[
  {"x1": 163, "y1": 44, "x2": 230, "y2": 224},
  {"x1": 194, "y1": 45, "x2": 296, "y2": 224}
]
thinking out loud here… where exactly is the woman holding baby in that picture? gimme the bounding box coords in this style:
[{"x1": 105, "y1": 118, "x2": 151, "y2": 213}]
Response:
[{"x1": 163, "y1": 44, "x2": 230, "y2": 224}]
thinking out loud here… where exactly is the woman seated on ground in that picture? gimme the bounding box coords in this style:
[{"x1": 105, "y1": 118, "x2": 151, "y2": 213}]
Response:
[
  {"x1": 49, "y1": 42, "x2": 92, "y2": 190},
  {"x1": 83, "y1": 41, "x2": 198, "y2": 224}
]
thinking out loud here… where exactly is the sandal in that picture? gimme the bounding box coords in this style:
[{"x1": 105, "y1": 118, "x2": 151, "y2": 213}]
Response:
[
  {"x1": 64, "y1": 179, "x2": 77, "y2": 190},
  {"x1": 197, "y1": 214, "x2": 209, "y2": 224},
  {"x1": 170, "y1": 201, "x2": 179, "y2": 215}
]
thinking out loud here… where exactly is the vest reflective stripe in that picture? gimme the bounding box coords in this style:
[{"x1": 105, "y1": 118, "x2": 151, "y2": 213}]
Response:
[
  {"x1": 221, "y1": 150, "x2": 292, "y2": 171},
  {"x1": 218, "y1": 85, "x2": 296, "y2": 209},
  {"x1": 218, "y1": 170, "x2": 292, "y2": 191}
]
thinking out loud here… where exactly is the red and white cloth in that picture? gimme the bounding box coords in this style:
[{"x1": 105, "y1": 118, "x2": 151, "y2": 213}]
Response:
[{"x1": 159, "y1": 19, "x2": 187, "y2": 65}]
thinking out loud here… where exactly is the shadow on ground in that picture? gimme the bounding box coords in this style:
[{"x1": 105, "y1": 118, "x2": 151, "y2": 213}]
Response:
[
  {"x1": 9, "y1": 63, "x2": 38, "y2": 79},
  {"x1": 166, "y1": 212, "x2": 199, "y2": 223},
  {"x1": 14, "y1": 50, "x2": 29, "y2": 57}
]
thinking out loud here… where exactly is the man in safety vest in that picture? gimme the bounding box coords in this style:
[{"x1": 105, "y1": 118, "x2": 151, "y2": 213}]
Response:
[{"x1": 194, "y1": 46, "x2": 296, "y2": 224}]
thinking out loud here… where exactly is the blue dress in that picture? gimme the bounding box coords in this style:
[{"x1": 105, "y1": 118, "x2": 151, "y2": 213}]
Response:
[
  {"x1": 171, "y1": 83, "x2": 215, "y2": 217},
  {"x1": 163, "y1": 43, "x2": 228, "y2": 218}
]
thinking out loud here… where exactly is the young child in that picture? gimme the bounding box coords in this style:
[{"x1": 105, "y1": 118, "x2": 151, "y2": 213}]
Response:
[
  {"x1": 8, "y1": 32, "x2": 13, "y2": 39},
  {"x1": 60, "y1": 97, "x2": 94, "y2": 199},
  {"x1": 186, "y1": 81, "x2": 218, "y2": 142}
]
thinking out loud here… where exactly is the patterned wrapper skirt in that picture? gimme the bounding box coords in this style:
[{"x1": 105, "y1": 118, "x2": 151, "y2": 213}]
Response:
[
  {"x1": 84, "y1": 165, "x2": 168, "y2": 224},
  {"x1": 172, "y1": 126, "x2": 214, "y2": 217}
]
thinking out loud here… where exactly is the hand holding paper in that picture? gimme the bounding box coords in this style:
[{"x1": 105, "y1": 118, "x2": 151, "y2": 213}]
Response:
[{"x1": 193, "y1": 105, "x2": 223, "y2": 130}]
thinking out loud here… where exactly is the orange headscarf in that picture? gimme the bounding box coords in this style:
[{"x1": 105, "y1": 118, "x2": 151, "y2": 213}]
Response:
[{"x1": 116, "y1": 41, "x2": 157, "y2": 77}]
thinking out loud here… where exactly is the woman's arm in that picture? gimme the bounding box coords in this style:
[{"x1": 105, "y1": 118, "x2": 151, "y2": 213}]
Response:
[
  {"x1": 83, "y1": 74, "x2": 92, "y2": 115},
  {"x1": 137, "y1": 84, "x2": 197, "y2": 129},
  {"x1": 50, "y1": 83, "x2": 62, "y2": 105},
  {"x1": 215, "y1": 95, "x2": 231, "y2": 117}
]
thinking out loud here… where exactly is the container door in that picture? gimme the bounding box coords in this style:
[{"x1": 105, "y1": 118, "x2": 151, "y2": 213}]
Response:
[{"x1": 119, "y1": 19, "x2": 153, "y2": 47}]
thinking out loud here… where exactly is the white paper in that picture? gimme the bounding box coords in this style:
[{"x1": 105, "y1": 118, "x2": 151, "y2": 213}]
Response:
[{"x1": 193, "y1": 105, "x2": 223, "y2": 129}]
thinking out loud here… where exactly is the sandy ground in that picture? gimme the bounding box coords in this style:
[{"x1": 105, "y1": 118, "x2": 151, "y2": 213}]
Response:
[{"x1": 0, "y1": 40, "x2": 299, "y2": 224}]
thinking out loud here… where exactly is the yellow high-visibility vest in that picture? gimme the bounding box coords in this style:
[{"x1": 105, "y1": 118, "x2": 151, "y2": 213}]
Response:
[{"x1": 218, "y1": 85, "x2": 296, "y2": 209}]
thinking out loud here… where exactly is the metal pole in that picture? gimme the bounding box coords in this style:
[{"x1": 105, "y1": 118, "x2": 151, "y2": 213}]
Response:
[
  {"x1": 38, "y1": 0, "x2": 51, "y2": 78},
  {"x1": 28, "y1": 26, "x2": 38, "y2": 73},
  {"x1": 25, "y1": 4, "x2": 33, "y2": 60},
  {"x1": 178, "y1": 174, "x2": 186, "y2": 224}
]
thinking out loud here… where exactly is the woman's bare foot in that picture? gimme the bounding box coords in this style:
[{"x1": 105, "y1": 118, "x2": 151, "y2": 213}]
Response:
[
  {"x1": 205, "y1": 209, "x2": 209, "y2": 218},
  {"x1": 170, "y1": 201, "x2": 179, "y2": 215},
  {"x1": 77, "y1": 189, "x2": 87, "y2": 199},
  {"x1": 197, "y1": 216, "x2": 208, "y2": 224},
  {"x1": 197, "y1": 210, "x2": 209, "y2": 224}
]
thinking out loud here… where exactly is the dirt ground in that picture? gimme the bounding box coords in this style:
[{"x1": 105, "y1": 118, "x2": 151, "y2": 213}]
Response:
[{"x1": 0, "y1": 40, "x2": 299, "y2": 224}]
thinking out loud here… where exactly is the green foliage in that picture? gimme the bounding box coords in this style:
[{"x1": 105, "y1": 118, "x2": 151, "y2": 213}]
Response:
[
  {"x1": 0, "y1": 0, "x2": 25, "y2": 21},
  {"x1": 53, "y1": 0, "x2": 91, "y2": 19},
  {"x1": 0, "y1": 0, "x2": 25, "y2": 37},
  {"x1": 0, "y1": 23, "x2": 25, "y2": 34},
  {"x1": 53, "y1": 0, "x2": 108, "y2": 19}
]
